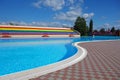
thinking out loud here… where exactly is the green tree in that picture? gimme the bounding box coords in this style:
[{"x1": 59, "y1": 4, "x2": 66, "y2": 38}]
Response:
[
  {"x1": 100, "y1": 28, "x2": 105, "y2": 33},
  {"x1": 74, "y1": 16, "x2": 87, "y2": 36},
  {"x1": 9, "y1": 22, "x2": 14, "y2": 25},
  {"x1": 89, "y1": 19, "x2": 93, "y2": 36},
  {"x1": 86, "y1": 26, "x2": 89, "y2": 36},
  {"x1": 115, "y1": 29, "x2": 120, "y2": 36},
  {"x1": 110, "y1": 26, "x2": 115, "y2": 33},
  {"x1": 94, "y1": 30, "x2": 98, "y2": 33}
]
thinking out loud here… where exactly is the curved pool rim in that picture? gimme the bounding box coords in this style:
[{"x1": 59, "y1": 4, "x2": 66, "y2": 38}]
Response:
[
  {"x1": 1, "y1": 39, "x2": 120, "y2": 80},
  {"x1": 0, "y1": 41, "x2": 87, "y2": 80}
]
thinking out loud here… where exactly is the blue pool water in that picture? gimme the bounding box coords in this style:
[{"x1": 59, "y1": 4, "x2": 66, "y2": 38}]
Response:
[{"x1": 0, "y1": 36, "x2": 120, "y2": 76}]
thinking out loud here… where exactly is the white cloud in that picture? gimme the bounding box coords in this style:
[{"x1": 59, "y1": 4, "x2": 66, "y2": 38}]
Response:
[
  {"x1": 0, "y1": 21, "x2": 70, "y2": 27},
  {"x1": 32, "y1": 22, "x2": 72, "y2": 27},
  {"x1": 83, "y1": 13, "x2": 94, "y2": 19},
  {"x1": 0, "y1": 21, "x2": 7, "y2": 25},
  {"x1": 104, "y1": 23, "x2": 110, "y2": 26},
  {"x1": 85, "y1": 6, "x2": 88, "y2": 9},
  {"x1": 33, "y1": 0, "x2": 94, "y2": 22},
  {"x1": 33, "y1": 0, "x2": 65, "y2": 10},
  {"x1": 31, "y1": 21, "x2": 64, "y2": 27},
  {"x1": 33, "y1": 1, "x2": 42, "y2": 8},
  {"x1": 45, "y1": 0, "x2": 65, "y2": 10},
  {"x1": 101, "y1": 16, "x2": 107, "y2": 19},
  {"x1": 52, "y1": 0, "x2": 94, "y2": 22},
  {"x1": 90, "y1": 13, "x2": 94, "y2": 17},
  {"x1": 115, "y1": 25, "x2": 120, "y2": 29},
  {"x1": 69, "y1": 0, "x2": 84, "y2": 3},
  {"x1": 33, "y1": 0, "x2": 85, "y2": 11},
  {"x1": 69, "y1": 0, "x2": 74, "y2": 4},
  {"x1": 101, "y1": 23, "x2": 120, "y2": 30},
  {"x1": 54, "y1": 7, "x2": 82, "y2": 21},
  {"x1": 29, "y1": 0, "x2": 94, "y2": 26},
  {"x1": 83, "y1": 14, "x2": 89, "y2": 19},
  {"x1": 116, "y1": 20, "x2": 120, "y2": 24},
  {"x1": 79, "y1": 0, "x2": 84, "y2": 3},
  {"x1": 0, "y1": 21, "x2": 28, "y2": 26},
  {"x1": 31, "y1": 22, "x2": 47, "y2": 26}
]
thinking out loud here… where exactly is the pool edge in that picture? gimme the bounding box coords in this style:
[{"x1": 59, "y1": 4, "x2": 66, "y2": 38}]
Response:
[
  {"x1": 0, "y1": 41, "x2": 87, "y2": 80},
  {"x1": 1, "y1": 39, "x2": 120, "y2": 80}
]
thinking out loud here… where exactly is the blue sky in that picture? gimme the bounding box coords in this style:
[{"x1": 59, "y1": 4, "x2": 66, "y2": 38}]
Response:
[{"x1": 0, "y1": 0, "x2": 120, "y2": 30}]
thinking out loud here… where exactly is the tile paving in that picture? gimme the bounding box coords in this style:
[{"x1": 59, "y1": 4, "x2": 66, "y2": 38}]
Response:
[{"x1": 30, "y1": 40, "x2": 120, "y2": 80}]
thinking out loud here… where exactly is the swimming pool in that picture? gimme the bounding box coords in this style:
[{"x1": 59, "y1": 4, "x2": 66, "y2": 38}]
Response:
[{"x1": 0, "y1": 36, "x2": 120, "y2": 76}]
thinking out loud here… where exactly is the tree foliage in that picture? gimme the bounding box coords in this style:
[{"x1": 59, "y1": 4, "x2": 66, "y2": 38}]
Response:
[
  {"x1": 74, "y1": 16, "x2": 87, "y2": 36},
  {"x1": 89, "y1": 19, "x2": 93, "y2": 36},
  {"x1": 100, "y1": 28, "x2": 105, "y2": 33},
  {"x1": 94, "y1": 30, "x2": 98, "y2": 32},
  {"x1": 111, "y1": 26, "x2": 115, "y2": 33},
  {"x1": 9, "y1": 22, "x2": 14, "y2": 25}
]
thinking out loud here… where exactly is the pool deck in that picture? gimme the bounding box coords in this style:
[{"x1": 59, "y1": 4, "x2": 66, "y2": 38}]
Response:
[{"x1": 30, "y1": 40, "x2": 120, "y2": 80}]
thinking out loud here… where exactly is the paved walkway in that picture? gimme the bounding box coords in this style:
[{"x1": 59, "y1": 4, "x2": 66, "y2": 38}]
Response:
[{"x1": 30, "y1": 40, "x2": 120, "y2": 80}]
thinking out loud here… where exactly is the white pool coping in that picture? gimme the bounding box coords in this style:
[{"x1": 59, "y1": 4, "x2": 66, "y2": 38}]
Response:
[
  {"x1": 0, "y1": 41, "x2": 88, "y2": 80},
  {"x1": 1, "y1": 39, "x2": 119, "y2": 80}
]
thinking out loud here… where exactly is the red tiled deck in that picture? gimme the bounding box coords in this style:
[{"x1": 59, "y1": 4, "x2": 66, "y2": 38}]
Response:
[{"x1": 30, "y1": 40, "x2": 120, "y2": 80}]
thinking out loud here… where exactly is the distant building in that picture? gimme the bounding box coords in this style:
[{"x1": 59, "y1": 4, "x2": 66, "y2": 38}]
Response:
[{"x1": 93, "y1": 30, "x2": 120, "y2": 36}]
